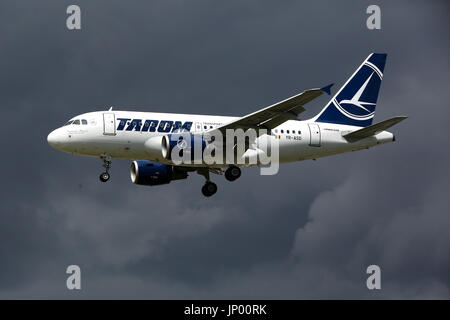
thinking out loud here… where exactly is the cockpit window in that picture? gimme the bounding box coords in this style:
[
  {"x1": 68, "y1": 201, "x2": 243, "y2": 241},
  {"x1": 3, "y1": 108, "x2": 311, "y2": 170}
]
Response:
[
  {"x1": 81, "y1": 119, "x2": 87, "y2": 125},
  {"x1": 63, "y1": 120, "x2": 74, "y2": 126},
  {"x1": 73, "y1": 120, "x2": 80, "y2": 125}
]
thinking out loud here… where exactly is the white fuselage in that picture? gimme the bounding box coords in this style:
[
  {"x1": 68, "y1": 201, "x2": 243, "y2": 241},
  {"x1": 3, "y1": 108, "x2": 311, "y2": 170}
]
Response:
[{"x1": 47, "y1": 110, "x2": 394, "y2": 167}]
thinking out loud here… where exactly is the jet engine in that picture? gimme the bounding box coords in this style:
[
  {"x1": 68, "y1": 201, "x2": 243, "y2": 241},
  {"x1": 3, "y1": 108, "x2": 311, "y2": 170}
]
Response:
[
  {"x1": 144, "y1": 133, "x2": 207, "y2": 163},
  {"x1": 130, "y1": 160, "x2": 188, "y2": 186}
]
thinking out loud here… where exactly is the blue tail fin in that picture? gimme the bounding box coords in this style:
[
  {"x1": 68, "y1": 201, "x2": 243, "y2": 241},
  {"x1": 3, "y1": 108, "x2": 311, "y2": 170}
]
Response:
[{"x1": 314, "y1": 53, "x2": 387, "y2": 127}]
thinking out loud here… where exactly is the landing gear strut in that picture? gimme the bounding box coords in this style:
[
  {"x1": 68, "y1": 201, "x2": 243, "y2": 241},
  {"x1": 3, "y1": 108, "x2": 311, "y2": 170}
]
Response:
[
  {"x1": 99, "y1": 155, "x2": 111, "y2": 182},
  {"x1": 197, "y1": 169, "x2": 217, "y2": 197},
  {"x1": 225, "y1": 165, "x2": 241, "y2": 182}
]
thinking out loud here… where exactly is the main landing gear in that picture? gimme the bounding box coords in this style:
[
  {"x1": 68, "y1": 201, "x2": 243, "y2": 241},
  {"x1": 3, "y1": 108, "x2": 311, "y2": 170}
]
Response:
[
  {"x1": 202, "y1": 181, "x2": 218, "y2": 197},
  {"x1": 225, "y1": 165, "x2": 241, "y2": 182},
  {"x1": 197, "y1": 169, "x2": 217, "y2": 197},
  {"x1": 99, "y1": 155, "x2": 112, "y2": 182},
  {"x1": 197, "y1": 166, "x2": 241, "y2": 197}
]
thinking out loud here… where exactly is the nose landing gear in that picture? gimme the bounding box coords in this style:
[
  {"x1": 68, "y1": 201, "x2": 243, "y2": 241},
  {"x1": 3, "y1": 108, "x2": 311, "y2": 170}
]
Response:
[
  {"x1": 99, "y1": 172, "x2": 110, "y2": 182},
  {"x1": 99, "y1": 155, "x2": 112, "y2": 182}
]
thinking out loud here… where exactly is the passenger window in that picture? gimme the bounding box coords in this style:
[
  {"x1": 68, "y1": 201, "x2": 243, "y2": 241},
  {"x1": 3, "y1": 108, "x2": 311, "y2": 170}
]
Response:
[
  {"x1": 292, "y1": 130, "x2": 295, "y2": 134},
  {"x1": 82, "y1": 119, "x2": 87, "y2": 125},
  {"x1": 73, "y1": 120, "x2": 80, "y2": 125},
  {"x1": 204, "y1": 126, "x2": 207, "y2": 129},
  {"x1": 287, "y1": 130, "x2": 290, "y2": 134},
  {"x1": 281, "y1": 130, "x2": 284, "y2": 133},
  {"x1": 275, "y1": 129, "x2": 278, "y2": 133}
]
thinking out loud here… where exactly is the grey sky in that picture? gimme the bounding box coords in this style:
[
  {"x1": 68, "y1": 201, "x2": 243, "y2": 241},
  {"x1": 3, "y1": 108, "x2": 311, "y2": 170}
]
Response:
[{"x1": 0, "y1": 0, "x2": 449, "y2": 298}]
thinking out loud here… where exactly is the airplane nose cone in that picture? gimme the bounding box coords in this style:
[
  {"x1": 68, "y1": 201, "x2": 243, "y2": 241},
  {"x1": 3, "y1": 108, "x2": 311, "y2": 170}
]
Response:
[{"x1": 47, "y1": 130, "x2": 60, "y2": 148}]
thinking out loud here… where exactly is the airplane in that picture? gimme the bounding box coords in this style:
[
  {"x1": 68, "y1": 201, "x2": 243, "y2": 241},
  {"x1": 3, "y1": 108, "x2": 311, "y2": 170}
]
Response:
[{"x1": 47, "y1": 53, "x2": 406, "y2": 197}]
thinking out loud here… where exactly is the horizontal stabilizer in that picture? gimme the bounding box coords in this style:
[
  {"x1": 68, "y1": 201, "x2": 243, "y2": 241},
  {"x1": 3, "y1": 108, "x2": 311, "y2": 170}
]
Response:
[{"x1": 343, "y1": 116, "x2": 407, "y2": 142}]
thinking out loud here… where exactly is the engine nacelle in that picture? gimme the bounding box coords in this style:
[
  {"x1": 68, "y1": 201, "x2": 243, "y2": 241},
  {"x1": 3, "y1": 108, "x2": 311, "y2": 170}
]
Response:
[
  {"x1": 130, "y1": 160, "x2": 188, "y2": 186},
  {"x1": 144, "y1": 136, "x2": 166, "y2": 162},
  {"x1": 161, "y1": 133, "x2": 207, "y2": 162}
]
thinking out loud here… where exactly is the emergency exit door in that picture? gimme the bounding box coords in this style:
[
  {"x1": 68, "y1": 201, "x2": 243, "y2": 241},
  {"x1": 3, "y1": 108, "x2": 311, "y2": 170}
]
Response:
[
  {"x1": 103, "y1": 113, "x2": 116, "y2": 135},
  {"x1": 308, "y1": 123, "x2": 321, "y2": 147}
]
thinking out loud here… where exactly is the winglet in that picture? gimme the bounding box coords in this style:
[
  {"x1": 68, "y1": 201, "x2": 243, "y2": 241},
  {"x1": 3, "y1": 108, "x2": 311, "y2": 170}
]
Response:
[{"x1": 321, "y1": 83, "x2": 334, "y2": 95}]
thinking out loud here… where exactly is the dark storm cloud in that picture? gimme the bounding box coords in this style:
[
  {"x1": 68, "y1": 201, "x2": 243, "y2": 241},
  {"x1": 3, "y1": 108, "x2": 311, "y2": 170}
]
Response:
[{"x1": 0, "y1": 0, "x2": 449, "y2": 298}]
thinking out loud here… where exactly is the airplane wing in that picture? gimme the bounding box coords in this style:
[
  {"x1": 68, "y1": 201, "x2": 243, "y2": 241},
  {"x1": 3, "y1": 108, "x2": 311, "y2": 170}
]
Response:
[{"x1": 208, "y1": 84, "x2": 333, "y2": 135}]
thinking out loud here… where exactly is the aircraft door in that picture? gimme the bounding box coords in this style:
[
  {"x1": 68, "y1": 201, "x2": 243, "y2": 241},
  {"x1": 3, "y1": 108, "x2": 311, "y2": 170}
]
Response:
[
  {"x1": 103, "y1": 113, "x2": 116, "y2": 135},
  {"x1": 308, "y1": 123, "x2": 321, "y2": 147}
]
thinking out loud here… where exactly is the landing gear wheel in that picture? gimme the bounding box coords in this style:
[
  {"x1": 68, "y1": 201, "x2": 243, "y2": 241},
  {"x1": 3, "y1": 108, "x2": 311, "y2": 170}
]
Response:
[
  {"x1": 225, "y1": 166, "x2": 241, "y2": 181},
  {"x1": 201, "y1": 181, "x2": 217, "y2": 197},
  {"x1": 99, "y1": 172, "x2": 110, "y2": 182},
  {"x1": 99, "y1": 155, "x2": 112, "y2": 183}
]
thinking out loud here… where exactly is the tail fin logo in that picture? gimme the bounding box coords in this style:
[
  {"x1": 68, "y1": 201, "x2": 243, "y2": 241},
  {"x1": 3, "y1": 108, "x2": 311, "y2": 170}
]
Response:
[
  {"x1": 335, "y1": 70, "x2": 379, "y2": 119},
  {"x1": 314, "y1": 53, "x2": 387, "y2": 127}
]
